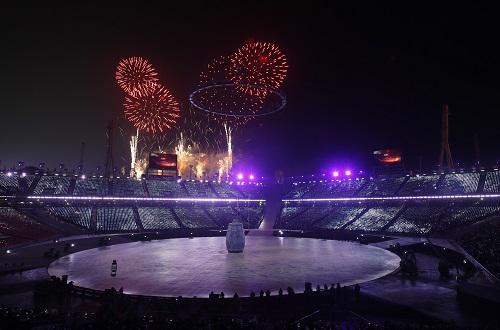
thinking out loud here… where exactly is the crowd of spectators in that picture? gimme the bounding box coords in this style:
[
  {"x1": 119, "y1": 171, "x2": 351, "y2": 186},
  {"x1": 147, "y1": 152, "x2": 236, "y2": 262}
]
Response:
[{"x1": 456, "y1": 219, "x2": 500, "y2": 279}]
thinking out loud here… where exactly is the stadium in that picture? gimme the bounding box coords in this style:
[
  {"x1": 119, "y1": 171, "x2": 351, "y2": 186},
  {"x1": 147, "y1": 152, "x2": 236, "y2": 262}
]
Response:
[
  {"x1": 2, "y1": 3, "x2": 500, "y2": 329},
  {"x1": 1, "y1": 167, "x2": 500, "y2": 328}
]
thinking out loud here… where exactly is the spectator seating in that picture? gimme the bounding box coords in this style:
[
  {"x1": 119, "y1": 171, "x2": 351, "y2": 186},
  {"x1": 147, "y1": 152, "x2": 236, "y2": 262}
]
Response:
[
  {"x1": 210, "y1": 182, "x2": 244, "y2": 198},
  {"x1": 0, "y1": 207, "x2": 59, "y2": 242},
  {"x1": 46, "y1": 206, "x2": 91, "y2": 229},
  {"x1": 237, "y1": 183, "x2": 265, "y2": 199},
  {"x1": 387, "y1": 206, "x2": 445, "y2": 233},
  {"x1": 234, "y1": 205, "x2": 264, "y2": 228},
  {"x1": 357, "y1": 177, "x2": 405, "y2": 197},
  {"x1": 95, "y1": 207, "x2": 137, "y2": 231},
  {"x1": 146, "y1": 180, "x2": 188, "y2": 197},
  {"x1": 205, "y1": 206, "x2": 242, "y2": 228},
  {"x1": 74, "y1": 177, "x2": 109, "y2": 196},
  {"x1": 313, "y1": 206, "x2": 366, "y2": 229},
  {"x1": 0, "y1": 235, "x2": 31, "y2": 248},
  {"x1": 283, "y1": 182, "x2": 315, "y2": 199},
  {"x1": 397, "y1": 175, "x2": 440, "y2": 196},
  {"x1": 346, "y1": 205, "x2": 404, "y2": 231},
  {"x1": 173, "y1": 206, "x2": 217, "y2": 228},
  {"x1": 278, "y1": 205, "x2": 330, "y2": 230},
  {"x1": 183, "y1": 181, "x2": 217, "y2": 197},
  {"x1": 436, "y1": 205, "x2": 500, "y2": 232},
  {"x1": 456, "y1": 219, "x2": 500, "y2": 278},
  {"x1": 483, "y1": 171, "x2": 500, "y2": 193},
  {"x1": 33, "y1": 175, "x2": 71, "y2": 195},
  {"x1": 0, "y1": 173, "x2": 19, "y2": 193},
  {"x1": 438, "y1": 173, "x2": 479, "y2": 194},
  {"x1": 137, "y1": 207, "x2": 180, "y2": 229},
  {"x1": 111, "y1": 178, "x2": 145, "y2": 196}
]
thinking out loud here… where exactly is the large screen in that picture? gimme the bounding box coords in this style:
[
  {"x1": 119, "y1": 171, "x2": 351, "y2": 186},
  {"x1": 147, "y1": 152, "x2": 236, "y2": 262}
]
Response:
[
  {"x1": 148, "y1": 153, "x2": 177, "y2": 170},
  {"x1": 373, "y1": 149, "x2": 402, "y2": 164}
]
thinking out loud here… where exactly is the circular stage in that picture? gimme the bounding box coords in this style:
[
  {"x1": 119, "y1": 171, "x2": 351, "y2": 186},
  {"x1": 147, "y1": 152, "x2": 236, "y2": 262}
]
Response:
[{"x1": 48, "y1": 237, "x2": 400, "y2": 297}]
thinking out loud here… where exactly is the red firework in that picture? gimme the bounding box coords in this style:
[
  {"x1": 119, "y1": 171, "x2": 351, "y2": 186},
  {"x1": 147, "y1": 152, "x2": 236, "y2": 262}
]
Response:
[
  {"x1": 229, "y1": 41, "x2": 288, "y2": 96},
  {"x1": 123, "y1": 83, "x2": 180, "y2": 134},
  {"x1": 116, "y1": 57, "x2": 159, "y2": 96}
]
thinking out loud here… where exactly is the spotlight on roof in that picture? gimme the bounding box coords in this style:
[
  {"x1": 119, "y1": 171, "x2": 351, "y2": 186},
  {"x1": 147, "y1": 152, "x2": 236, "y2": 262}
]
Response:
[
  {"x1": 332, "y1": 171, "x2": 339, "y2": 177},
  {"x1": 345, "y1": 170, "x2": 352, "y2": 176},
  {"x1": 237, "y1": 173, "x2": 244, "y2": 180}
]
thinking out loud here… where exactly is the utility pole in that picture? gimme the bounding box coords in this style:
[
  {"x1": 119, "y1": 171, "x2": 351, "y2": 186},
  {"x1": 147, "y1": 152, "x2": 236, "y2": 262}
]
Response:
[
  {"x1": 104, "y1": 121, "x2": 115, "y2": 177},
  {"x1": 78, "y1": 142, "x2": 85, "y2": 175},
  {"x1": 474, "y1": 134, "x2": 481, "y2": 167},
  {"x1": 438, "y1": 104, "x2": 454, "y2": 169}
]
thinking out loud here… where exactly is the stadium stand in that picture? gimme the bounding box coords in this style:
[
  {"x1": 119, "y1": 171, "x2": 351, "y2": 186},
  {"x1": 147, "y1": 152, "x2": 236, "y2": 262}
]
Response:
[
  {"x1": 436, "y1": 205, "x2": 500, "y2": 232},
  {"x1": 456, "y1": 219, "x2": 500, "y2": 278},
  {"x1": 210, "y1": 182, "x2": 244, "y2": 198},
  {"x1": 483, "y1": 171, "x2": 500, "y2": 193},
  {"x1": 137, "y1": 207, "x2": 180, "y2": 229},
  {"x1": 387, "y1": 205, "x2": 446, "y2": 234},
  {"x1": 357, "y1": 177, "x2": 405, "y2": 197},
  {"x1": 111, "y1": 178, "x2": 145, "y2": 196},
  {"x1": 173, "y1": 206, "x2": 218, "y2": 228},
  {"x1": 46, "y1": 206, "x2": 92, "y2": 229},
  {"x1": 278, "y1": 204, "x2": 329, "y2": 230},
  {"x1": 236, "y1": 183, "x2": 265, "y2": 199},
  {"x1": 33, "y1": 175, "x2": 71, "y2": 195},
  {"x1": 183, "y1": 181, "x2": 217, "y2": 197},
  {"x1": 95, "y1": 207, "x2": 137, "y2": 231},
  {"x1": 0, "y1": 173, "x2": 19, "y2": 193},
  {"x1": 0, "y1": 235, "x2": 30, "y2": 248},
  {"x1": 397, "y1": 175, "x2": 440, "y2": 196},
  {"x1": 234, "y1": 205, "x2": 264, "y2": 228},
  {"x1": 283, "y1": 182, "x2": 314, "y2": 199},
  {"x1": 439, "y1": 173, "x2": 480, "y2": 194},
  {"x1": 145, "y1": 180, "x2": 188, "y2": 197},
  {"x1": 0, "y1": 207, "x2": 59, "y2": 243},
  {"x1": 74, "y1": 177, "x2": 109, "y2": 196},
  {"x1": 346, "y1": 205, "x2": 404, "y2": 231},
  {"x1": 205, "y1": 206, "x2": 242, "y2": 228},
  {"x1": 313, "y1": 206, "x2": 366, "y2": 229}
]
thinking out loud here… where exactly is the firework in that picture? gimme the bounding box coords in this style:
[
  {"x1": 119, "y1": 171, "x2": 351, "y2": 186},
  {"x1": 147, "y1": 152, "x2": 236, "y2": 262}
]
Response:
[
  {"x1": 123, "y1": 82, "x2": 180, "y2": 134},
  {"x1": 129, "y1": 129, "x2": 139, "y2": 178},
  {"x1": 116, "y1": 57, "x2": 159, "y2": 96},
  {"x1": 229, "y1": 41, "x2": 288, "y2": 97},
  {"x1": 198, "y1": 55, "x2": 264, "y2": 126}
]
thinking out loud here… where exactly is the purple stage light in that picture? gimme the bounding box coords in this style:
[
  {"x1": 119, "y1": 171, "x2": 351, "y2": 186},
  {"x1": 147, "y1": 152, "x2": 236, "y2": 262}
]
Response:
[
  {"x1": 237, "y1": 173, "x2": 244, "y2": 180},
  {"x1": 345, "y1": 170, "x2": 352, "y2": 176},
  {"x1": 249, "y1": 174, "x2": 255, "y2": 180},
  {"x1": 332, "y1": 171, "x2": 339, "y2": 177}
]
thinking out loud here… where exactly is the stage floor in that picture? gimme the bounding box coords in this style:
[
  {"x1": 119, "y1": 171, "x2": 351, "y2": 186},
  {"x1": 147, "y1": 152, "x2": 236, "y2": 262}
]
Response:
[{"x1": 48, "y1": 236, "x2": 400, "y2": 297}]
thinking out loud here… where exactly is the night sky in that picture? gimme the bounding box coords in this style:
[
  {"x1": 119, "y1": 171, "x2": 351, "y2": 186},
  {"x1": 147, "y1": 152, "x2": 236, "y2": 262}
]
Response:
[{"x1": 1, "y1": 3, "x2": 499, "y2": 176}]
